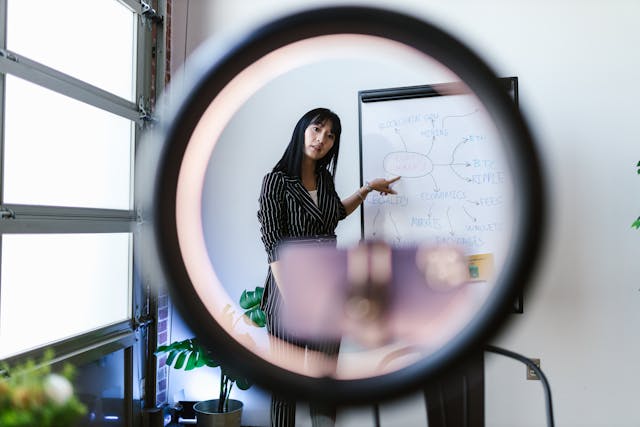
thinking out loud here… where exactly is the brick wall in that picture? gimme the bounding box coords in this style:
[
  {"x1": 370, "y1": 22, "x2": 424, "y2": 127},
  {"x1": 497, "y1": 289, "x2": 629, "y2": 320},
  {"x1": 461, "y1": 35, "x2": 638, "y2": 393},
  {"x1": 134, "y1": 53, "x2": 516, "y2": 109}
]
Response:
[{"x1": 155, "y1": 292, "x2": 170, "y2": 406}]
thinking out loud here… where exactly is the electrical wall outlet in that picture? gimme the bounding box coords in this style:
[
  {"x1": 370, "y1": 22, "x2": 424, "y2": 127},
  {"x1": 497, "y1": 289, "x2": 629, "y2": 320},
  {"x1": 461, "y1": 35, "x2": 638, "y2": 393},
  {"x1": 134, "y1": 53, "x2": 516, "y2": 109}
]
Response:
[{"x1": 527, "y1": 358, "x2": 541, "y2": 380}]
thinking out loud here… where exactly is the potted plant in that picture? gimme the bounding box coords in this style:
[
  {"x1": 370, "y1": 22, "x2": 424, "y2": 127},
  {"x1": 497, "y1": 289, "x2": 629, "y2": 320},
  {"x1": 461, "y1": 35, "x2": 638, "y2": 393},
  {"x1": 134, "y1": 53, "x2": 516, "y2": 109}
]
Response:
[
  {"x1": 156, "y1": 336, "x2": 249, "y2": 427},
  {"x1": 156, "y1": 286, "x2": 265, "y2": 427}
]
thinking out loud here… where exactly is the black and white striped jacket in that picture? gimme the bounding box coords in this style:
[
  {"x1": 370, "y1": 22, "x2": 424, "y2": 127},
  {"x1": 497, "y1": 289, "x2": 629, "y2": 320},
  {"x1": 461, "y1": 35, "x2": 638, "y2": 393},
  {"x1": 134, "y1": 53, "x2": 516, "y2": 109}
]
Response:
[{"x1": 257, "y1": 169, "x2": 346, "y2": 317}]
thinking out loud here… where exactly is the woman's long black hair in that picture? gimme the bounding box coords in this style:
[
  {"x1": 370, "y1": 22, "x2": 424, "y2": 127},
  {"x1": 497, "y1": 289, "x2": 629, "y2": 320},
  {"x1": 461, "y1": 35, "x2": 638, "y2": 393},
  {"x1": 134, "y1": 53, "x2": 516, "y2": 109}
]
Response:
[{"x1": 273, "y1": 108, "x2": 342, "y2": 179}]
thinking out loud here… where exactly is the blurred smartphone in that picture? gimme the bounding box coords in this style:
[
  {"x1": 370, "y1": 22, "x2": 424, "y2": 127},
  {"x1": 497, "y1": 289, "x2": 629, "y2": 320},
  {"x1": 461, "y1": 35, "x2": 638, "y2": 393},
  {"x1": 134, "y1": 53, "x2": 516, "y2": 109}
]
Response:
[{"x1": 278, "y1": 241, "x2": 491, "y2": 348}]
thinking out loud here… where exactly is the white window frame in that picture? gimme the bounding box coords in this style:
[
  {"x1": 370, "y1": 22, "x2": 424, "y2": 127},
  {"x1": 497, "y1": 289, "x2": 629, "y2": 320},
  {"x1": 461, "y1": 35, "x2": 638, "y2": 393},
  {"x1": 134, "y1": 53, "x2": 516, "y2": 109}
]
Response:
[{"x1": 0, "y1": 0, "x2": 163, "y2": 367}]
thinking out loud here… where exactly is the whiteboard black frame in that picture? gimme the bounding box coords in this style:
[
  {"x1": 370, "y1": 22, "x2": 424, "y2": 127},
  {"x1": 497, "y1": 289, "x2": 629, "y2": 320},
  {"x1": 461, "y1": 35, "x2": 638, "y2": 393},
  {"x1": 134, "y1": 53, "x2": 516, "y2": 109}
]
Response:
[{"x1": 357, "y1": 76, "x2": 524, "y2": 313}]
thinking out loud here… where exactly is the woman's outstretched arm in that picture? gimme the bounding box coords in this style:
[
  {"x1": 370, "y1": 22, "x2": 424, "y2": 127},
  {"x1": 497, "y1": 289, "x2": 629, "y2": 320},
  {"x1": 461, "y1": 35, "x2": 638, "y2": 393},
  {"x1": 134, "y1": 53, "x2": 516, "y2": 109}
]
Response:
[{"x1": 341, "y1": 176, "x2": 401, "y2": 216}]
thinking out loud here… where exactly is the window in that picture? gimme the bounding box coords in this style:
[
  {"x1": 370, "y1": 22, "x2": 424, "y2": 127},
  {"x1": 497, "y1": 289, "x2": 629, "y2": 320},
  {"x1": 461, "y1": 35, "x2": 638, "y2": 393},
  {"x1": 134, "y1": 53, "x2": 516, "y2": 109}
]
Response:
[
  {"x1": 0, "y1": 233, "x2": 132, "y2": 359},
  {"x1": 6, "y1": 0, "x2": 137, "y2": 101},
  {"x1": 3, "y1": 76, "x2": 134, "y2": 209},
  {"x1": 0, "y1": 0, "x2": 157, "y2": 361}
]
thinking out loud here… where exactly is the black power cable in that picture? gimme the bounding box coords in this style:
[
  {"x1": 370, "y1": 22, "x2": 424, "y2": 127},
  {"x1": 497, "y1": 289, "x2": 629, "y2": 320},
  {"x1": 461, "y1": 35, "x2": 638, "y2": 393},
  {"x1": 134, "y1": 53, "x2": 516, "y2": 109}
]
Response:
[
  {"x1": 485, "y1": 345, "x2": 555, "y2": 427},
  {"x1": 374, "y1": 346, "x2": 553, "y2": 427}
]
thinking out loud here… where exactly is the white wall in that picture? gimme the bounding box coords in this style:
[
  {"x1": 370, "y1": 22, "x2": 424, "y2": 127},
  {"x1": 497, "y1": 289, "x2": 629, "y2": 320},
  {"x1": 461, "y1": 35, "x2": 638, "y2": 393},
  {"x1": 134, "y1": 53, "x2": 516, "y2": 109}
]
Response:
[{"x1": 166, "y1": 1, "x2": 640, "y2": 426}]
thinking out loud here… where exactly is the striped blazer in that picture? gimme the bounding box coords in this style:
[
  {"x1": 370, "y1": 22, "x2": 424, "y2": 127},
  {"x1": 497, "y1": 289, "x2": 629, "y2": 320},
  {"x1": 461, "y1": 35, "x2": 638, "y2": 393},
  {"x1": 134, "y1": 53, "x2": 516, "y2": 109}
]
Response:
[{"x1": 257, "y1": 169, "x2": 346, "y2": 318}]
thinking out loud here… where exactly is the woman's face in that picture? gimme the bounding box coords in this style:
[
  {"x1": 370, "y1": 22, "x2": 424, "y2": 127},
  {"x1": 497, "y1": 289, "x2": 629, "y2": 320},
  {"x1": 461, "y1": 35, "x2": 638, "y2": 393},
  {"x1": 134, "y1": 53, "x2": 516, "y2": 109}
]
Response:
[{"x1": 303, "y1": 120, "x2": 336, "y2": 162}]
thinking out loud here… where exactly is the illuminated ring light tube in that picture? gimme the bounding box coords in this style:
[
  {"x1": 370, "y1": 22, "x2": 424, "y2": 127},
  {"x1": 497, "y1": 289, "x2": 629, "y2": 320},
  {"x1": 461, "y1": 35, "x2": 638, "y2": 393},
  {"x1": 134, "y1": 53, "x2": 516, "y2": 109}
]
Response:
[{"x1": 141, "y1": 6, "x2": 545, "y2": 404}]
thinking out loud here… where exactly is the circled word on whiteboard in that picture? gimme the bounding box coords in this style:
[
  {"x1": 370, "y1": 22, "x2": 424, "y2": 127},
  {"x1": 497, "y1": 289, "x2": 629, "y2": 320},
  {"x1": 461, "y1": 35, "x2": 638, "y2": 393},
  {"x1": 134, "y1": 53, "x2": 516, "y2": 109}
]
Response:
[{"x1": 383, "y1": 151, "x2": 433, "y2": 178}]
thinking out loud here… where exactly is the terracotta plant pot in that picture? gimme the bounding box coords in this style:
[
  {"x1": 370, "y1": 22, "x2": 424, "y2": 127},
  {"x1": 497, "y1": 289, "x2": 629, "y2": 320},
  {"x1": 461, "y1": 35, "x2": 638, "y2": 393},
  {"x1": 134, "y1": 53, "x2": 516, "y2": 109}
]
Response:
[{"x1": 193, "y1": 399, "x2": 243, "y2": 427}]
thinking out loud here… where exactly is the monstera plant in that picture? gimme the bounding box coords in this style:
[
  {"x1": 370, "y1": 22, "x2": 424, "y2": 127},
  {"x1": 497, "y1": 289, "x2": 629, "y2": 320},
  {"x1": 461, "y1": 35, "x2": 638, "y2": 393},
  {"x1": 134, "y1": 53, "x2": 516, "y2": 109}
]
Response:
[
  {"x1": 155, "y1": 286, "x2": 266, "y2": 417},
  {"x1": 156, "y1": 336, "x2": 251, "y2": 414}
]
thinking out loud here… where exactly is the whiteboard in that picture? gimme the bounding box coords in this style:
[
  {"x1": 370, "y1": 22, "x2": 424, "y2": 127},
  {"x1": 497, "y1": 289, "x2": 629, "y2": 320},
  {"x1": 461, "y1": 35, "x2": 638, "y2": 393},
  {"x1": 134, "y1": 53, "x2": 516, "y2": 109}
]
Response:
[{"x1": 359, "y1": 80, "x2": 517, "y2": 271}]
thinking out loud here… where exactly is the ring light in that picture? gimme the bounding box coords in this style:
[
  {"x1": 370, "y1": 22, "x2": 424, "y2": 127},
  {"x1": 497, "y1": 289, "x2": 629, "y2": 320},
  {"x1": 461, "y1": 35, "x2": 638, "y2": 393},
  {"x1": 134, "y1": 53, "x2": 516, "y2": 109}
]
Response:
[{"x1": 138, "y1": 6, "x2": 545, "y2": 404}]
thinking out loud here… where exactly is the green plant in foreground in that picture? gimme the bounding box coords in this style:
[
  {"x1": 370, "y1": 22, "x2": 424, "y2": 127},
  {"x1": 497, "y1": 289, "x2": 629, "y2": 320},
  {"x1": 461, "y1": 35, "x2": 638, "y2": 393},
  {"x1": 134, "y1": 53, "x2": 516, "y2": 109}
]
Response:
[{"x1": 0, "y1": 350, "x2": 87, "y2": 427}]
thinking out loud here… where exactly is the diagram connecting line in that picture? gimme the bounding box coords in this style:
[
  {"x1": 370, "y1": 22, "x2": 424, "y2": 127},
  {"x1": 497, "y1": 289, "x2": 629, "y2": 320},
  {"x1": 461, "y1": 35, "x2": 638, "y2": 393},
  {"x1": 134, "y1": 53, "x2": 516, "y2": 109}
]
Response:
[
  {"x1": 426, "y1": 118, "x2": 436, "y2": 157},
  {"x1": 394, "y1": 127, "x2": 409, "y2": 151},
  {"x1": 463, "y1": 206, "x2": 477, "y2": 222},
  {"x1": 440, "y1": 108, "x2": 479, "y2": 129},
  {"x1": 429, "y1": 174, "x2": 440, "y2": 192},
  {"x1": 447, "y1": 206, "x2": 454, "y2": 235}
]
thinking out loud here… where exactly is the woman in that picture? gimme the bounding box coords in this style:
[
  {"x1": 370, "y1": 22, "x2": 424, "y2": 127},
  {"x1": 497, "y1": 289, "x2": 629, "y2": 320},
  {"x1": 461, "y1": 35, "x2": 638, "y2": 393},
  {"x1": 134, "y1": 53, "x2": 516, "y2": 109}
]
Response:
[{"x1": 257, "y1": 107, "x2": 399, "y2": 427}]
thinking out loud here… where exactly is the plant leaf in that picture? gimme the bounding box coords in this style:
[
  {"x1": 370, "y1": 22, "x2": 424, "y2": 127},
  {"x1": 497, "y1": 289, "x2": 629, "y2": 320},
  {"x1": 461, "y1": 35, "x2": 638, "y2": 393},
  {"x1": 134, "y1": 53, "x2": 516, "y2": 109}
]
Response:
[
  {"x1": 223, "y1": 365, "x2": 253, "y2": 391},
  {"x1": 202, "y1": 348, "x2": 221, "y2": 368},
  {"x1": 174, "y1": 352, "x2": 188, "y2": 370},
  {"x1": 155, "y1": 344, "x2": 170, "y2": 353},
  {"x1": 154, "y1": 333, "x2": 254, "y2": 394},
  {"x1": 166, "y1": 350, "x2": 179, "y2": 367},
  {"x1": 239, "y1": 286, "x2": 266, "y2": 327},
  {"x1": 185, "y1": 350, "x2": 198, "y2": 371},
  {"x1": 244, "y1": 306, "x2": 266, "y2": 328},
  {"x1": 204, "y1": 358, "x2": 220, "y2": 368},
  {"x1": 195, "y1": 352, "x2": 207, "y2": 368},
  {"x1": 632, "y1": 217, "x2": 640, "y2": 229},
  {"x1": 239, "y1": 287, "x2": 264, "y2": 309},
  {"x1": 235, "y1": 377, "x2": 253, "y2": 390}
]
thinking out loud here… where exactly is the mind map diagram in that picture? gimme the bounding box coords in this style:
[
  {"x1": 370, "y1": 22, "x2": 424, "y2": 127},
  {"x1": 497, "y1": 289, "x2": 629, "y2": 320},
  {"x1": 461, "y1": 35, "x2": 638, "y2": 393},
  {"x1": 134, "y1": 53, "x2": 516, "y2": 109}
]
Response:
[{"x1": 360, "y1": 94, "x2": 512, "y2": 256}]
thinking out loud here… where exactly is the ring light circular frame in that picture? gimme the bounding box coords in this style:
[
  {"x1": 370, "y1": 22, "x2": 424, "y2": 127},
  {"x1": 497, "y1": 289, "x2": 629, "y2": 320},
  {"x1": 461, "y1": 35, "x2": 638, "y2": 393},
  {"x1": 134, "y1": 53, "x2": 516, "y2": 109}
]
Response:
[{"x1": 145, "y1": 6, "x2": 545, "y2": 404}]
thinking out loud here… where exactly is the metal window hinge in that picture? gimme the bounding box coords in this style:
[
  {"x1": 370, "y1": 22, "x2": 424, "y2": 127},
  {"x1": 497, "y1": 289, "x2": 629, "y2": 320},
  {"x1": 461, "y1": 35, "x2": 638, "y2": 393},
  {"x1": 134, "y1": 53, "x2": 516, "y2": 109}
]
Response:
[
  {"x1": 141, "y1": 1, "x2": 164, "y2": 24},
  {"x1": 0, "y1": 207, "x2": 16, "y2": 219},
  {"x1": 0, "y1": 48, "x2": 18, "y2": 63},
  {"x1": 138, "y1": 96, "x2": 157, "y2": 125},
  {"x1": 134, "y1": 314, "x2": 155, "y2": 330}
]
